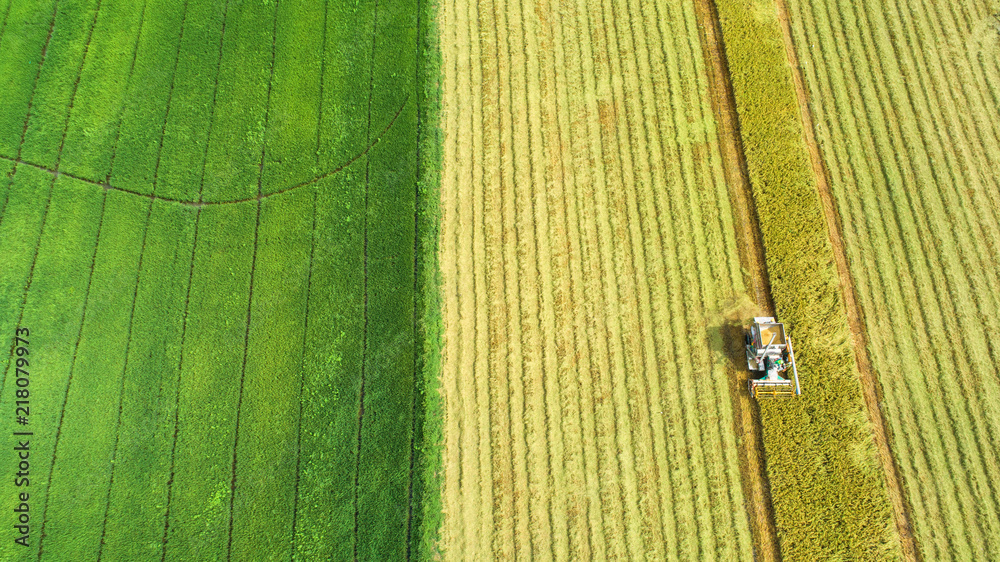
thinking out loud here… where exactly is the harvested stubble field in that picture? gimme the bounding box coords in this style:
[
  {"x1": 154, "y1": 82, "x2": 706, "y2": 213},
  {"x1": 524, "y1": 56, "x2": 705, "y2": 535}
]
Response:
[
  {"x1": 0, "y1": 0, "x2": 437, "y2": 559},
  {"x1": 783, "y1": 0, "x2": 1000, "y2": 558},
  {"x1": 438, "y1": 0, "x2": 770, "y2": 558}
]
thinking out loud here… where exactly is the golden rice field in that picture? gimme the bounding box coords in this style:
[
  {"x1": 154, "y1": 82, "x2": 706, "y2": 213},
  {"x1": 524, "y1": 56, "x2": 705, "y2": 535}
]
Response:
[
  {"x1": 785, "y1": 0, "x2": 1000, "y2": 558},
  {"x1": 436, "y1": 0, "x2": 769, "y2": 558}
]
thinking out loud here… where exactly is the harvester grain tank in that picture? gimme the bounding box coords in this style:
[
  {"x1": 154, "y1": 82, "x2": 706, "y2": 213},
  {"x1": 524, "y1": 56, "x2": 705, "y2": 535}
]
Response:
[{"x1": 745, "y1": 316, "x2": 800, "y2": 398}]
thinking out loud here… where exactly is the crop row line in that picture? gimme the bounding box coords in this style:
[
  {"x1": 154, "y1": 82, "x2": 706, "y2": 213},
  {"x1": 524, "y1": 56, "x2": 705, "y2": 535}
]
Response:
[
  {"x1": 161, "y1": 0, "x2": 232, "y2": 556},
  {"x1": 35, "y1": 0, "x2": 107, "y2": 555},
  {"x1": 85, "y1": 0, "x2": 165, "y2": 556},
  {"x1": 353, "y1": 1, "x2": 379, "y2": 558},
  {"x1": 290, "y1": 0, "x2": 329, "y2": 552},
  {"x1": 226, "y1": 1, "x2": 280, "y2": 558}
]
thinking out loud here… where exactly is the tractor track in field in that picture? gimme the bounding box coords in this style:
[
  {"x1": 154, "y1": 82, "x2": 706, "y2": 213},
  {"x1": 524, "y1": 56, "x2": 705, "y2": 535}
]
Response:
[
  {"x1": 24, "y1": 0, "x2": 109, "y2": 548},
  {"x1": 353, "y1": 1, "x2": 379, "y2": 558},
  {"x1": 226, "y1": 1, "x2": 280, "y2": 558},
  {"x1": 0, "y1": 96, "x2": 408, "y2": 209},
  {"x1": 689, "y1": 0, "x2": 780, "y2": 559},
  {"x1": 88, "y1": 0, "x2": 161, "y2": 554},
  {"x1": 772, "y1": 0, "x2": 920, "y2": 559},
  {"x1": 161, "y1": 1, "x2": 231, "y2": 555}
]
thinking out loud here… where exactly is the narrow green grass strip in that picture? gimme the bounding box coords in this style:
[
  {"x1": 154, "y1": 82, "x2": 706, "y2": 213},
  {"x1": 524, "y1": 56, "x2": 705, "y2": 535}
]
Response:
[
  {"x1": 230, "y1": 188, "x2": 312, "y2": 560},
  {"x1": 0, "y1": 0, "x2": 56, "y2": 156},
  {"x1": 101, "y1": 200, "x2": 196, "y2": 560},
  {"x1": 21, "y1": 0, "x2": 101, "y2": 168},
  {"x1": 713, "y1": 0, "x2": 899, "y2": 559},
  {"x1": 107, "y1": 0, "x2": 186, "y2": 194},
  {"x1": 40, "y1": 189, "x2": 145, "y2": 560},
  {"x1": 410, "y1": 0, "x2": 444, "y2": 556},
  {"x1": 163, "y1": 202, "x2": 254, "y2": 561}
]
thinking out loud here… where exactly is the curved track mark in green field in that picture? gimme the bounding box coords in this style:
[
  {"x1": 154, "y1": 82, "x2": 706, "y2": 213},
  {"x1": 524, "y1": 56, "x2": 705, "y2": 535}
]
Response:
[{"x1": 0, "y1": 95, "x2": 409, "y2": 209}]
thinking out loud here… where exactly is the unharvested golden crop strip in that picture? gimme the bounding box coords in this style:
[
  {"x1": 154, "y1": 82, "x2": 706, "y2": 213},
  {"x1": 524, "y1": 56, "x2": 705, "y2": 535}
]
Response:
[{"x1": 439, "y1": 0, "x2": 756, "y2": 558}]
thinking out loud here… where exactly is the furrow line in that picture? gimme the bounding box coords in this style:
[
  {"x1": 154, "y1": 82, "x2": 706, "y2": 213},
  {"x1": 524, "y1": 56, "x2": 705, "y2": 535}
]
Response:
[
  {"x1": 353, "y1": 0, "x2": 379, "y2": 558},
  {"x1": 289, "y1": 184, "x2": 318, "y2": 555},
  {"x1": 96, "y1": 0, "x2": 179, "y2": 555},
  {"x1": 438, "y1": 0, "x2": 462, "y2": 550},
  {"x1": 606, "y1": 0, "x2": 672, "y2": 555},
  {"x1": 160, "y1": 0, "x2": 231, "y2": 555},
  {"x1": 657, "y1": 0, "x2": 726, "y2": 556},
  {"x1": 451, "y1": 0, "x2": 478, "y2": 553},
  {"x1": 471, "y1": 0, "x2": 494, "y2": 547},
  {"x1": 543, "y1": 0, "x2": 599, "y2": 556},
  {"x1": 314, "y1": 0, "x2": 328, "y2": 167},
  {"x1": 19, "y1": 0, "x2": 107, "y2": 548},
  {"x1": 587, "y1": 0, "x2": 645, "y2": 556},
  {"x1": 36, "y1": 189, "x2": 108, "y2": 559},
  {"x1": 680, "y1": 0, "x2": 754, "y2": 553},
  {"x1": 508, "y1": 0, "x2": 555, "y2": 556},
  {"x1": 225, "y1": 2, "x2": 279, "y2": 557}
]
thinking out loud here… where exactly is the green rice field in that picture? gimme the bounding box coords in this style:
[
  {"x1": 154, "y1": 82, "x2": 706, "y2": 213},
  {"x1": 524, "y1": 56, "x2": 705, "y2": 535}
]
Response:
[{"x1": 0, "y1": 0, "x2": 437, "y2": 559}]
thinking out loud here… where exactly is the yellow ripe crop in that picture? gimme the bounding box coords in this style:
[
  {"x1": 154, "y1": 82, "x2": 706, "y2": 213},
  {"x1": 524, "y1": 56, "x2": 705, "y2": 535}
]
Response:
[{"x1": 714, "y1": 0, "x2": 900, "y2": 559}]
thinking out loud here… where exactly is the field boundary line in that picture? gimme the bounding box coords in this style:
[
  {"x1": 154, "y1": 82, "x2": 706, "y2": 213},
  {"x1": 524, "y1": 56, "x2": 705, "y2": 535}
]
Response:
[
  {"x1": 0, "y1": 0, "x2": 59, "y2": 258},
  {"x1": 689, "y1": 0, "x2": 780, "y2": 558},
  {"x1": 160, "y1": 1, "x2": 232, "y2": 556},
  {"x1": 353, "y1": 1, "x2": 379, "y2": 557},
  {"x1": 226, "y1": 1, "x2": 280, "y2": 558},
  {"x1": 773, "y1": 0, "x2": 920, "y2": 559}
]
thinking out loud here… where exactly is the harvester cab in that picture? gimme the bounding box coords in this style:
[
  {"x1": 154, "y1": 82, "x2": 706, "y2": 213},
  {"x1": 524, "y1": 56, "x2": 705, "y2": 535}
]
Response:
[{"x1": 745, "y1": 317, "x2": 800, "y2": 398}]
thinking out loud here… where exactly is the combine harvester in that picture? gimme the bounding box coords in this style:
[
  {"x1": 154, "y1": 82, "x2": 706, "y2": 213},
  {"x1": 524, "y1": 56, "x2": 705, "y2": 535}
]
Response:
[{"x1": 745, "y1": 317, "x2": 801, "y2": 398}]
